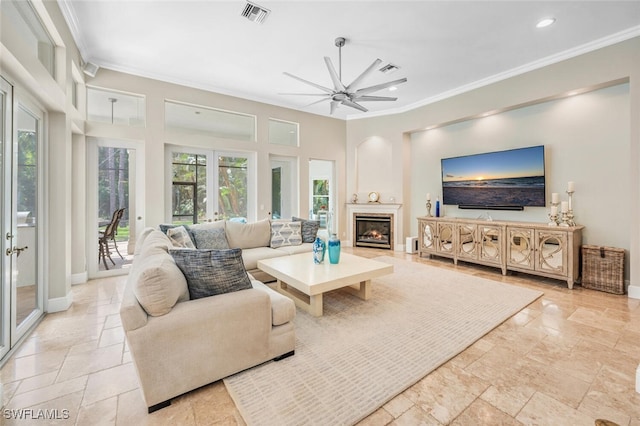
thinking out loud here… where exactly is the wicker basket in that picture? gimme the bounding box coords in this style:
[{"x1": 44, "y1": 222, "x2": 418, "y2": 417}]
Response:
[{"x1": 581, "y1": 245, "x2": 625, "y2": 294}]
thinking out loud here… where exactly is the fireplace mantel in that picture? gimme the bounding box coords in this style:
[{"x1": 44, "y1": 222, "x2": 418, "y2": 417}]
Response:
[{"x1": 345, "y1": 203, "x2": 404, "y2": 251}]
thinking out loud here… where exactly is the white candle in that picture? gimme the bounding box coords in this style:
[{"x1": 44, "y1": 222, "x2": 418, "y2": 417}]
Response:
[
  {"x1": 551, "y1": 193, "x2": 559, "y2": 204},
  {"x1": 561, "y1": 201, "x2": 569, "y2": 213},
  {"x1": 550, "y1": 206, "x2": 558, "y2": 215},
  {"x1": 426, "y1": 193, "x2": 431, "y2": 201},
  {"x1": 567, "y1": 181, "x2": 575, "y2": 192}
]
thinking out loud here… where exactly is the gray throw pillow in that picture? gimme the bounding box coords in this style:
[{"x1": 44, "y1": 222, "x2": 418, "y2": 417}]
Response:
[
  {"x1": 191, "y1": 227, "x2": 229, "y2": 250},
  {"x1": 169, "y1": 248, "x2": 252, "y2": 299},
  {"x1": 292, "y1": 216, "x2": 320, "y2": 243}
]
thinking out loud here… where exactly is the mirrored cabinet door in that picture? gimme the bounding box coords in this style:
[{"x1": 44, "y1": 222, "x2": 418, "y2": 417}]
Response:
[
  {"x1": 437, "y1": 223, "x2": 455, "y2": 255},
  {"x1": 421, "y1": 221, "x2": 435, "y2": 251},
  {"x1": 507, "y1": 228, "x2": 534, "y2": 270},
  {"x1": 457, "y1": 224, "x2": 477, "y2": 259},
  {"x1": 536, "y1": 231, "x2": 568, "y2": 275},
  {"x1": 480, "y1": 226, "x2": 502, "y2": 264}
]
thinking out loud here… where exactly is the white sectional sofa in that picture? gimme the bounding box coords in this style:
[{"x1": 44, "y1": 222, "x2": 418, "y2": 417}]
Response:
[
  {"x1": 120, "y1": 218, "x2": 318, "y2": 412},
  {"x1": 119, "y1": 229, "x2": 298, "y2": 412}
]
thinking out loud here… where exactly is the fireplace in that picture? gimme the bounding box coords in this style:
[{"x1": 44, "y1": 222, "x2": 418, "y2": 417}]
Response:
[{"x1": 353, "y1": 213, "x2": 393, "y2": 250}]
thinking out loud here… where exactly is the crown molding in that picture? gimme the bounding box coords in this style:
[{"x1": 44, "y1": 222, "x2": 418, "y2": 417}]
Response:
[
  {"x1": 57, "y1": 0, "x2": 89, "y2": 61},
  {"x1": 347, "y1": 25, "x2": 640, "y2": 121}
]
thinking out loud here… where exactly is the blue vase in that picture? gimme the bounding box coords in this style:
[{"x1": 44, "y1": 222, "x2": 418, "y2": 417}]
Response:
[
  {"x1": 328, "y1": 233, "x2": 341, "y2": 264},
  {"x1": 312, "y1": 237, "x2": 326, "y2": 264}
]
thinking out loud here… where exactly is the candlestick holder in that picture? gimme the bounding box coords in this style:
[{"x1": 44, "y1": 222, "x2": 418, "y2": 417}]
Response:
[
  {"x1": 559, "y1": 210, "x2": 571, "y2": 227},
  {"x1": 566, "y1": 190, "x2": 576, "y2": 226},
  {"x1": 548, "y1": 201, "x2": 560, "y2": 226},
  {"x1": 426, "y1": 201, "x2": 432, "y2": 217}
]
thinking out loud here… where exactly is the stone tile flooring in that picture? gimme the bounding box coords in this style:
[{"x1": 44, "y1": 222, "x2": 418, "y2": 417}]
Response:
[{"x1": 1, "y1": 247, "x2": 639, "y2": 425}]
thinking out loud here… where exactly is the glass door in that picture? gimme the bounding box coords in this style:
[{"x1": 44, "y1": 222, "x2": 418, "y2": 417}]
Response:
[
  {"x1": 87, "y1": 138, "x2": 145, "y2": 277},
  {"x1": 1, "y1": 80, "x2": 45, "y2": 359},
  {"x1": 0, "y1": 77, "x2": 10, "y2": 361},
  {"x1": 167, "y1": 147, "x2": 256, "y2": 224},
  {"x1": 12, "y1": 102, "x2": 43, "y2": 337}
]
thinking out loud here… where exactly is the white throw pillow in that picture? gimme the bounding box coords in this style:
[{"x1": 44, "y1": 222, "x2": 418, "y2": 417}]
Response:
[{"x1": 166, "y1": 226, "x2": 196, "y2": 248}]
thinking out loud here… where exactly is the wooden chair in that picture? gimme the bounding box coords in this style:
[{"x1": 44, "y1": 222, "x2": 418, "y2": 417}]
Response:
[{"x1": 99, "y1": 208, "x2": 125, "y2": 270}]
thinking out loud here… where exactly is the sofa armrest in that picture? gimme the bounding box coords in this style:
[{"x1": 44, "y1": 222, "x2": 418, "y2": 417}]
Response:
[
  {"x1": 125, "y1": 288, "x2": 273, "y2": 407},
  {"x1": 120, "y1": 277, "x2": 148, "y2": 332}
]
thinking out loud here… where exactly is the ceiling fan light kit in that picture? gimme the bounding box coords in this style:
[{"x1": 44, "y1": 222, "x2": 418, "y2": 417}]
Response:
[{"x1": 282, "y1": 36, "x2": 408, "y2": 115}]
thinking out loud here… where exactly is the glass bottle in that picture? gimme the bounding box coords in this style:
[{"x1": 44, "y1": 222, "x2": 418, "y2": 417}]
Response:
[{"x1": 328, "y1": 233, "x2": 341, "y2": 264}]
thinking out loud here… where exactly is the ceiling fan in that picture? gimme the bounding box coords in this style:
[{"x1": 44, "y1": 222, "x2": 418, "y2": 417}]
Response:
[{"x1": 282, "y1": 37, "x2": 408, "y2": 115}]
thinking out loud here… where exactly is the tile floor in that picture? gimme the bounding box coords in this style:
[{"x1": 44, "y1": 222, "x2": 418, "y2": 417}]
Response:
[{"x1": 1, "y1": 247, "x2": 639, "y2": 425}]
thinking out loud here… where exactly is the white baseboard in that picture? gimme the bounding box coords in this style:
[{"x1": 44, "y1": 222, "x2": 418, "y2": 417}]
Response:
[
  {"x1": 628, "y1": 284, "x2": 640, "y2": 300},
  {"x1": 71, "y1": 271, "x2": 88, "y2": 285},
  {"x1": 47, "y1": 292, "x2": 72, "y2": 313}
]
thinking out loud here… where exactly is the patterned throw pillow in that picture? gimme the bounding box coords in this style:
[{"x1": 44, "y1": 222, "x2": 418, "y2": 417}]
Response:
[
  {"x1": 166, "y1": 226, "x2": 196, "y2": 249},
  {"x1": 159, "y1": 223, "x2": 196, "y2": 246},
  {"x1": 292, "y1": 217, "x2": 320, "y2": 243},
  {"x1": 169, "y1": 248, "x2": 252, "y2": 299},
  {"x1": 270, "y1": 221, "x2": 302, "y2": 248},
  {"x1": 191, "y1": 227, "x2": 229, "y2": 250}
]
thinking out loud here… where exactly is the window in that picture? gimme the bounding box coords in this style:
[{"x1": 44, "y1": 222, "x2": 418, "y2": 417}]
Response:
[
  {"x1": 165, "y1": 101, "x2": 256, "y2": 142},
  {"x1": 218, "y1": 156, "x2": 248, "y2": 221},
  {"x1": 269, "y1": 118, "x2": 299, "y2": 146},
  {"x1": 167, "y1": 147, "x2": 256, "y2": 224},
  {"x1": 87, "y1": 87, "x2": 145, "y2": 126},
  {"x1": 2, "y1": 0, "x2": 56, "y2": 78},
  {"x1": 171, "y1": 153, "x2": 207, "y2": 224}
]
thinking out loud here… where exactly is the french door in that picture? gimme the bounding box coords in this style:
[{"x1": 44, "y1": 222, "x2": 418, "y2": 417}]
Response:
[
  {"x1": 167, "y1": 146, "x2": 256, "y2": 224},
  {"x1": 87, "y1": 138, "x2": 145, "y2": 278},
  {"x1": 1, "y1": 77, "x2": 45, "y2": 361}
]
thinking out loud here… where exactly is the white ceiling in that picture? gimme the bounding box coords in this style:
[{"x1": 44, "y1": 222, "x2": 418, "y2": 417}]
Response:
[{"x1": 59, "y1": 0, "x2": 640, "y2": 120}]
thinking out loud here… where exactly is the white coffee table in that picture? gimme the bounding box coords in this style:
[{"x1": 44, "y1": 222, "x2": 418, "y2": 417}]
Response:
[{"x1": 257, "y1": 252, "x2": 393, "y2": 316}]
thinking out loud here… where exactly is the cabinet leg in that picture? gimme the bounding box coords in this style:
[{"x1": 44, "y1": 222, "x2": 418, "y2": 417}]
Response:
[{"x1": 567, "y1": 278, "x2": 574, "y2": 289}]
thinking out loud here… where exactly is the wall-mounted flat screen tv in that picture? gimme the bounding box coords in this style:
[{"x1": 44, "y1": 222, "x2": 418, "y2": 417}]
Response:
[{"x1": 441, "y1": 145, "x2": 545, "y2": 210}]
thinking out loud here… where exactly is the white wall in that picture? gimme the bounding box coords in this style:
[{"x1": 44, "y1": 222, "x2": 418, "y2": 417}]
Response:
[{"x1": 410, "y1": 84, "x2": 630, "y2": 273}]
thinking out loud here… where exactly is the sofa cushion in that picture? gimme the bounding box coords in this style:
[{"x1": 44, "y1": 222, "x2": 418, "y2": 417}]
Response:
[
  {"x1": 134, "y1": 227, "x2": 156, "y2": 256},
  {"x1": 251, "y1": 280, "x2": 296, "y2": 326},
  {"x1": 131, "y1": 251, "x2": 189, "y2": 316},
  {"x1": 191, "y1": 227, "x2": 229, "y2": 250},
  {"x1": 141, "y1": 230, "x2": 174, "y2": 255},
  {"x1": 292, "y1": 216, "x2": 320, "y2": 243},
  {"x1": 166, "y1": 226, "x2": 196, "y2": 248},
  {"x1": 225, "y1": 219, "x2": 271, "y2": 249},
  {"x1": 170, "y1": 248, "x2": 252, "y2": 299},
  {"x1": 241, "y1": 247, "x2": 288, "y2": 271},
  {"x1": 274, "y1": 242, "x2": 314, "y2": 256},
  {"x1": 270, "y1": 221, "x2": 302, "y2": 248}
]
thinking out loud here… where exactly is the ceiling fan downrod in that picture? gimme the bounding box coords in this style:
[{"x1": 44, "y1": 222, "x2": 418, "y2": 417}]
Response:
[{"x1": 335, "y1": 37, "x2": 346, "y2": 81}]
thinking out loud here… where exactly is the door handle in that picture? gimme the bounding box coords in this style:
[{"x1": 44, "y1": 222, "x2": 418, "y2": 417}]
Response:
[{"x1": 6, "y1": 246, "x2": 28, "y2": 257}]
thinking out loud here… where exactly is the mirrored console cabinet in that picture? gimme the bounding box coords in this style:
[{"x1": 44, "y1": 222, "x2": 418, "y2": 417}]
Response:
[{"x1": 418, "y1": 216, "x2": 584, "y2": 288}]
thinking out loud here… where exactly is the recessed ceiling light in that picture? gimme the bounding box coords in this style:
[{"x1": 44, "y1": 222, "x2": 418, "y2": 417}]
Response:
[
  {"x1": 536, "y1": 17, "x2": 556, "y2": 28},
  {"x1": 389, "y1": 86, "x2": 398, "y2": 91}
]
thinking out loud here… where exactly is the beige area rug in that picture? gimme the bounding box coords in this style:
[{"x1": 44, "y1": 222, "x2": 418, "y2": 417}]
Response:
[{"x1": 224, "y1": 256, "x2": 543, "y2": 426}]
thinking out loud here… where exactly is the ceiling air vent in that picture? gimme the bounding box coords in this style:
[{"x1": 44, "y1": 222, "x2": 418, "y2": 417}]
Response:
[
  {"x1": 379, "y1": 63, "x2": 399, "y2": 74},
  {"x1": 241, "y1": 2, "x2": 270, "y2": 24}
]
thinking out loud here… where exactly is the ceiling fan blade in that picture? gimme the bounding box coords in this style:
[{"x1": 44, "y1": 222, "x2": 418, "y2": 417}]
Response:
[
  {"x1": 354, "y1": 77, "x2": 408, "y2": 96},
  {"x1": 324, "y1": 57, "x2": 346, "y2": 91},
  {"x1": 278, "y1": 93, "x2": 332, "y2": 96},
  {"x1": 352, "y1": 95, "x2": 398, "y2": 102},
  {"x1": 283, "y1": 72, "x2": 334, "y2": 94},
  {"x1": 305, "y1": 97, "x2": 332, "y2": 107},
  {"x1": 346, "y1": 58, "x2": 382, "y2": 92},
  {"x1": 329, "y1": 100, "x2": 340, "y2": 115},
  {"x1": 341, "y1": 99, "x2": 368, "y2": 112}
]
